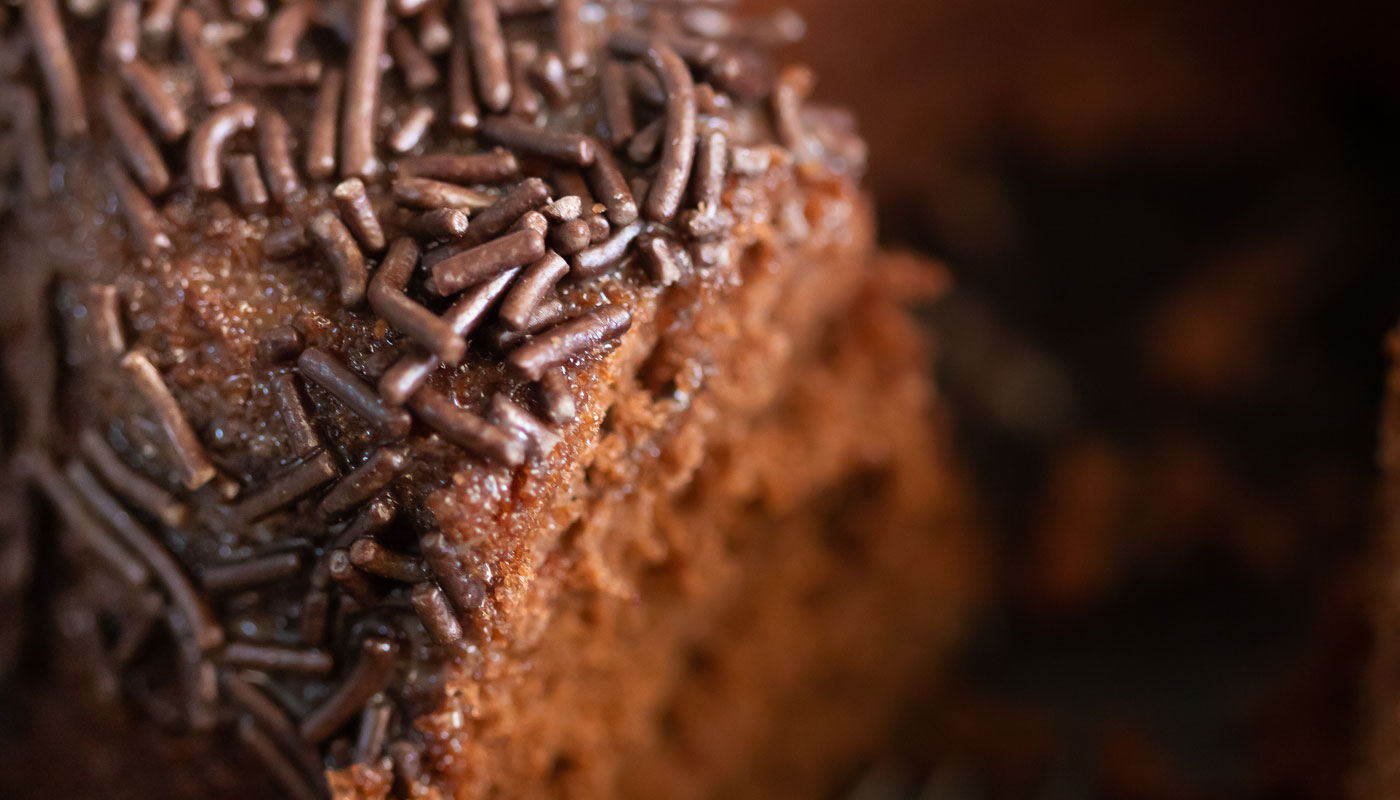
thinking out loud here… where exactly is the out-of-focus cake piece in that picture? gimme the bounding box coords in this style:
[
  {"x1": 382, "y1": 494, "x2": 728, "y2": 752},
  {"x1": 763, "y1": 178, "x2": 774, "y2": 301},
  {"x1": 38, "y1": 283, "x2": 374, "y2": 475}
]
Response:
[{"x1": 0, "y1": 1, "x2": 981, "y2": 797}]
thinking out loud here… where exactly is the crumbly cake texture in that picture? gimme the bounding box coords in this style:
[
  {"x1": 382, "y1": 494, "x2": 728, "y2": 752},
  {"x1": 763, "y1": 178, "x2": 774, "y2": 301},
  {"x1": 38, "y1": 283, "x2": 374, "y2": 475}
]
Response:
[{"x1": 0, "y1": 1, "x2": 978, "y2": 797}]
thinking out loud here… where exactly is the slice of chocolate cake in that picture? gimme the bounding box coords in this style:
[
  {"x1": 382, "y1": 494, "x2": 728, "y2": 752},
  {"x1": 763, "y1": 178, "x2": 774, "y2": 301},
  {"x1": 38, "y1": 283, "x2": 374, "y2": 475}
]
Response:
[{"x1": 0, "y1": 1, "x2": 981, "y2": 797}]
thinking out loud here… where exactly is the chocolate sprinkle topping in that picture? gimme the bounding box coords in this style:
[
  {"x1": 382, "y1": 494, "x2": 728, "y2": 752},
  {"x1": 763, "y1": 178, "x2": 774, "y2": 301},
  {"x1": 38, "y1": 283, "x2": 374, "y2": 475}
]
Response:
[
  {"x1": 410, "y1": 581, "x2": 463, "y2": 644},
  {"x1": 479, "y1": 115, "x2": 596, "y2": 167},
  {"x1": 190, "y1": 101, "x2": 258, "y2": 192},
  {"x1": 202, "y1": 551, "x2": 305, "y2": 593},
  {"x1": 121, "y1": 349, "x2": 217, "y2": 490},
  {"x1": 306, "y1": 67, "x2": 344, "y2": 180},
  {"x1": 463, "y1": 0, "x2": 511, "y2": 113},
  {"x1": 119, "y1": 58, "x2": 188, "y2": 143},
  {"x1": 349, "y1": 538, "x2": 430, "y2": 582},
  {"x1": 272, "y1": 372, "x2": 323, "y2": 457},
  {"x1": 309, "y1": 210, "x2": 370, "y2": 307},
  {"x1": 300, "y1": 637, "x2": 397, "y2": 743},
  {"x1": 24, "y1": 0, "x2": 88, "y2": 138},
  {"x1": 342, "y1": 0, "x2": 388, "y2": 177},
  {"x1": 233, "y1": 450, "x2": 339, "y2": 524},
  {"x1": 409, "y1": 386, "x2": 526, "y2": 466},
  {"x1": 5, "y1": 0, "x2": 847, "y2": 789},
  {"x1": 641, "y1": 41, "x2": 697, "y2": 221},
  {"x1": 298, "y1": 348, "x2": 413, "y2": 437},
  {"x1": 507, "y1": 304, "x2": 632, "y2": 380},
  {"x1": 78, "y1": 427, "x2": 187, "y2": 528},
  {"x1": 319, "y1": 445, "x2": 409, "y2": 517}
]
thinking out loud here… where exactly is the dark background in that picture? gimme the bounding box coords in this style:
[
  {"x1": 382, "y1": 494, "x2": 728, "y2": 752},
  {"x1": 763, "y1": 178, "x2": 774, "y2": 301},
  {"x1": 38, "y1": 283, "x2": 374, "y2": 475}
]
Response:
[{"x1": 758, "y1": 0, "x2": 1400, "y2": 796}]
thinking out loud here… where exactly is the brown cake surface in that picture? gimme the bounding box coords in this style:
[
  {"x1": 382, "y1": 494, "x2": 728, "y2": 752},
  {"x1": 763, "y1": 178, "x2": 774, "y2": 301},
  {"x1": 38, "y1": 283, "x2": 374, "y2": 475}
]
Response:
[{"x1": 0, "y1": 0, "x2": 979, "y2": 797}]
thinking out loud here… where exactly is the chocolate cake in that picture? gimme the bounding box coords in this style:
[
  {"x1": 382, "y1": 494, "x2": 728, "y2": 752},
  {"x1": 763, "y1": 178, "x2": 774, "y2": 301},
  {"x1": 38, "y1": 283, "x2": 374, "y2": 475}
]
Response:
[{"x1": 0, "y1": 0, "x2": 980, "y2": 798}]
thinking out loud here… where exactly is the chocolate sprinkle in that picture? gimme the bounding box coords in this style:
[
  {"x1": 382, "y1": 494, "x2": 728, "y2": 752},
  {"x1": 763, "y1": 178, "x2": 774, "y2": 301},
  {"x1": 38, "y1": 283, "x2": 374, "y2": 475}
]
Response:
[
  {"x1": 298, "y1": 348, "x2": 413, "y2": 437},
  {"x1": 265, "y1": 0, "x2": 313, "y2": 64},
  {"x1": 75, "y1": 282, "x2": 127, "y2": 359},
  {"x1": 370, "y1": 238, "x2": 469, "y2": 363},
  {"x1": 507, "y1": 40, "x2": 543, "y2": 118},
  {"x1": 586, "y1": 148, "x2": 639, "y2": 226},
  {"x1": 507, "y1": 305, "x2": 632, "y2": 380},
  {"x1": 391, "y1": 260, "x2": 519, "y2": 388},
  {"x1": 119, "y1": 58, "x2": 188, "y2": 142},
  {"x1": 392, "y1": 176, "x2": 495, "y2": 211},
  {"x1": 554, "y1": 0, "x2": 585, "y2": 69},
  {"x1": 318, "y1": 445, "x2": 408, "y2": 517},
  {"x1": 257, "y1": 107, "x2": 302, "y2": 202},
  {"x1": 65, "y1": 460, "x2": 224, "y2": 651},
  {"x1": 342, "y1": 0, "x2": 388, "y2": 178},
  {"x1": 140, "y1": 0, "x2": 179, "y2": 44},
  {"x1": 177, "y1": 7, "x2": 234, "y2": 107},
  {"x1": 389, "y1": 25, "x2": 439, "y2": 91},
  {"x1": 410, "y1": 581, "x2": 463, "y2": 645},
  {"x1": 636, "y1": 231, "x2": 691, "y2": 286},
  {"x1": 22, "y1": 453, "x2": 150, "y2": 586},
  {"x1": 121, "y1": 349, "x2": 216, "y2": 490},
  {"x1": 463, "y1": 0, "x2": 511, "y2": 112},
  {"x1": 222, "y1": 672, "x2": 320, "y2": 774},
  {"x1": 107, "y1": 162, "x2": 170, "y2": 253},
  {"x1": 223, "y1": 642, "x2": 335, "y2": 676},
  {"x1": 410, "y1": 386, "x2": 526, "y2": 465},
  {"x1": 229, "y1": 153, "x2": 270, "y2": 212},
  {"x1": 257, "y1": 326, "x2": 306, "y2": 364},
  {"x1": 692, "y1": 127, "x2": 727, "y2": 210},
  {"x1": 429, "y1": 228, "x2": 544, "y2": 296},
  {"x1": 390, "y1": 103, "x2": 436, "y2": 154},
  {"x1": 456, "y1": 175, "x2": 550, "y2": 246},
  {"x1": 405, "y1": 207, "x2": 470, "y2": 239},
  {"x1": 354, "y1": 697, "x2": 393, "y2": 763},
  {"x1": 332, "y1": 178, "x2": 387, "y2": 252},
  {"x1": 488, "y1": 394, "x2": 559, "y2": 457},
  {"x1": 78, "y1": 427, "x2": 187, "y2": 528},
  {"x1": 233, "y1": 450, "x2": 339, "y2": 524},
  {"x1": 300, "y1": 637, "x2": 397, "y2": 743},
  {"x1": 273, "y1": 372, "x2": 322, "y2": 457},
  {"x1": 538, "y1": 368, "x2": 576, "y2": 424},
  {"x1": 232, "y1": 60, "x2": 324, "y2": 88},
  {"x1": 528, "y1": 49, "x2": 571, "y2": 108},
  {"x1": 418, "y1": 4, "x2": 451, "y2": 54},
  {"x1": 10, "y1": 85, "x2": 51, "y2": 203},
  {"x1": 103, "y1": 0, "x2": 140, "y2": 63},
  {"x1": 446, "y1": 32, "x2": 481, "y2": 131},
  {"x1": 420, "y1": 530, "x2": 487, "y2": 615},
  {"x1": 549, "y1": 217, "x2": 592, "y2": 256},
  {"x1": 626, "y1": 116, "x2": 663, "y2": 164},
  {"x1": 190, "y1": 101, "x2": 258, "y2": 192},
  {"x1": 642, "y1": 40, "x2": 697, "y2": 221},
  {"x1": 499, "y1": 250, "x2": 567, "y2": 330},
  {"x1": 349, "y1": 538, "x2": 430, "y2": 583},
  {"x1": 24, "y1": 0, "x2": 88, "y2": 138},
  {"x1": 202, "y1": 551, "x2": 305, "y2": 593},
  {"x1": 479, "y1": 116, "x2": 596, "y2": 167},
  {"x1": 397, "y1": 149, "x2": 520, "y2": 185},
  {"x1": 600, "y1": 60, "x2": 636, "y2": 148},
  {"x1": 327, "y1": 547, "x2": 379, "y2": 606},
  {"x1": 569, "y1": 220, "x2": 642, "y2": 278},
  {"x1": 306, "y1": 67, "x2": 344, "y2": 180},
  {"x1": 309, "y1": 210, "x2": 370, "y2": 307}
]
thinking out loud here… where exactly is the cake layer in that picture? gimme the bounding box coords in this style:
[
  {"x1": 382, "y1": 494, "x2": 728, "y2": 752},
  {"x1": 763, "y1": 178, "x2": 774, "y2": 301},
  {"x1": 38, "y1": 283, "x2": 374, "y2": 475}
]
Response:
[
  {"x1": 0, "y1": 1, "x2": 970, "y2": 796},
  {"x1": 0, "y1": 253, "x2": 981, "y2": 799}
]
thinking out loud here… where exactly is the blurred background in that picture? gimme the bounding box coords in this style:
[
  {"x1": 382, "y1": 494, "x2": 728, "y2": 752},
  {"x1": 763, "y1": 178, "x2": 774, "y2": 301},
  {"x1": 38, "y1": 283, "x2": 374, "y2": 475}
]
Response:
[{"x1": 754, "y1": 0, "x2": 1400, "y2": 797}]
